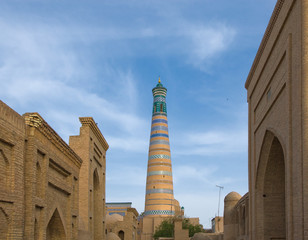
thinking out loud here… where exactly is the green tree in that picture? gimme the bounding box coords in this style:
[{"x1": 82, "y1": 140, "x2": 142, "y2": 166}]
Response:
[
  {"x1": 153, "y1": 218, "x2": 204, "y2": 239},
  {"x1": 153, "y1": 219, "x2": 174, "y2": 239},
  {"x1": 182, "y1": 218, "x2": 204, "y2": 237}
]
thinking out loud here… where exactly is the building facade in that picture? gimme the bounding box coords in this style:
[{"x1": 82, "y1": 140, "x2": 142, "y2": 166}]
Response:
[
  {"x1": 106, "y1": 202, "x2": 139, "y2": 240},
  {"x1": 224, "y1": 0, "x2": 308, "y2": 239},
  {"x1": 70, "y1": 117, "x2": 109, "y2": 240},
  {"x1": 0, "y1": 100, "x2": 108, "y2": 240}
]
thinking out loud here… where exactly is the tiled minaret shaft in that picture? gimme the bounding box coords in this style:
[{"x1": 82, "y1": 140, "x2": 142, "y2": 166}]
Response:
[{"x1": 144, "y1": 78, "x2": 175, "y2": 217}]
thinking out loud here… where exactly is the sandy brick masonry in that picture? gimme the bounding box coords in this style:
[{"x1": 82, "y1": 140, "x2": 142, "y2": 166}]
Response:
[
  {"x1": 0, "y1": 100, "x2": 109, "y2": 240},
  {"x1": 0, "y1": 100, "x2": 26, "y2": 239},
  {"x1": 70, "y1": 117, "x2": 109, "y2": 240},
  {"x1": 105, "y1": 205, "x2": 139, "y2": 240},
  {"x1": 224, "y1": 0, "x2": 308, "y2": 239}
]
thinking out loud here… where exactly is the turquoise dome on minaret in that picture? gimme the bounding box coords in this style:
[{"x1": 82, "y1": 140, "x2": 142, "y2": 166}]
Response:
[{"x1": 152, "y1": 77, "x2": 167, "y2": 116}]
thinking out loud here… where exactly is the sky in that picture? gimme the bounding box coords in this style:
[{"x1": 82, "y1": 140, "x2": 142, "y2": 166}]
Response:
[{"x1": 0, "y1": 0, "x2": 277, "y2": 228}]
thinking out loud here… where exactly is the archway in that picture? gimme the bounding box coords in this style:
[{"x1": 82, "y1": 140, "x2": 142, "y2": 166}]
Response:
[
  {"x1": 256, "y1": 131, "x2": 286, "y2": 240},
  {"x1": 46, "y1": 209, "x2": 66, "y2": 240},
  {"x1": 118, "y1": 230, "x2": 124, "y2": 240}
]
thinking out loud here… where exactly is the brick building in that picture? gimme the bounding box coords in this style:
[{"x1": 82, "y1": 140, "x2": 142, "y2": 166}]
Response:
[
  {"x1": 105, "y1": 202, "x2": 139, "y2": 240},
  {"x1": 0, "y1": 100, "x2": 108, "y2": 240},
  {"x1": 224, "y1": 0, "x2": 308, "y2": 239}
]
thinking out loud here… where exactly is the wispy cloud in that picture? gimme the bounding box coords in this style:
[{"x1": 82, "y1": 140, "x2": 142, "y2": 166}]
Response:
[
  {"x1": 173, "y1": 128, "x2": 247, "y2": 156},
  {"x1": 107, "y1": 165, "x2": 146, "y2": 187},
  {"x1": 173, "y1": 165, "x2": 234, "y2": 186},
  {"x1": 0, "y1": 19, "x2": 148, "y2": 143},
  {"x1": 107, "y1": 136, "x2": 148, "y2": 153},
  {"x1": 186, "y1": 24, "x2": 236, "y2": 68}
]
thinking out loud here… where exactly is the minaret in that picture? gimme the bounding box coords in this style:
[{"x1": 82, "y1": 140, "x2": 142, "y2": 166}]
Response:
[{"x1": 144, "y1": 77, "x2": 175, "y2": 217}]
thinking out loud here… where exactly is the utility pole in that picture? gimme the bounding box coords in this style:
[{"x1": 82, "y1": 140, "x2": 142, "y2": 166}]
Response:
[
  {"x1": 216, "y1": 185, "x2": 224, "y2": 217},
  {"x1": 216, "y1": 185, "x2": 224, "y2": 233}
]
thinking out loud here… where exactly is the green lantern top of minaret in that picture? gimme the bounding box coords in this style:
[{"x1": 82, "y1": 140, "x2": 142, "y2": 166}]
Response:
[
  {"x1": 152, "y1": 76, "x2": 167, "y2": 97},
  {"x1": 152, "y1": 76, "x2": 167, "y2": 115}
]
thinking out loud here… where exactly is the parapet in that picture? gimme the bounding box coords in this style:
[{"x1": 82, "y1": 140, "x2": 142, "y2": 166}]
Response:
[
  {"x1": 79, "y1": 117, "x2": 109, "y2": 151},
  {"x1": 0, "y1": 100, "x2": 25, "y2": 133}
]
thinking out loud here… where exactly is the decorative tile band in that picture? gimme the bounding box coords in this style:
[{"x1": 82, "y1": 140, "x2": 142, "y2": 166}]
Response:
[
  {"x1": 144, "y1": 210, "x2": 174, "y2": 216},
  {"x1": 153, "y1": 112, "x2": 167, "y2": 116},
  {"x1": 146, "y1": 198, "x2": 174, "y2": 201},
  {"x1": 153, "y1": 89, "x2": 167, "y2": 97},
  {"x1": 151, "y1": 126, "x2": 169, "y2": 132},
  {"x1": 153, "y1": 94, "x2": 166, "y2": 98},
  {"x1": 147, "y1": 171, "x2": 172, "y2": 176},
  {"x1": 150, "y1": 140, "x2": 170, "y2": 146},
  {"x1": 148, "y1": 162, "x2": 171, "y2": 167},
  {"x1": 146, "y1": 188, "x2": 173, "y2": 194},
  {"x1": 149, "y1": 148, "x2": 170, "y2": 152},
  {"x1": 152, "y1": 119, "x2": 168, "y2": 124},
  {"x1": 152, "y1": 113, "x2": 167, "y2": 119},
  {"x1": 154, "y1": 97, "x2": 166, "y2": 103},
  {"x1": 149, "y1": 154, "x2": 171, "y2": 160},
  {"x1": 151, "y1": 133, "x2": 169, "y2": 138},
  {"x1": 145, "y1": 203, "x2": 173, "y2": 206},
  {"x1": 147, "y1": 180, "x2": 173, "y2": 185}
]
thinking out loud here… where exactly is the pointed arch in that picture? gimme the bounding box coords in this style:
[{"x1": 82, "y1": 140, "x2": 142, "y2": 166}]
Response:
[
  {"x1": 93, "y1": 168, "x2": 101, "y2": 239},
  {"x1": 93, "y1": 168, "x2": 100, "y2": 191},
  {"x1": 255, "y1": 130, "x2": 276, "y2": 190},
  {"x1": 46, "y1": 208, "x2": 66, "y2": 240},
  {"x1": 0, "y1": 149, "x2": 9, "y2": 190},
  {"x1": 36, "y1": 161, "x2": 43, "y2": 197},
  {"x1": 255, "y1": 129, "x2": 286, "y2": 239}
]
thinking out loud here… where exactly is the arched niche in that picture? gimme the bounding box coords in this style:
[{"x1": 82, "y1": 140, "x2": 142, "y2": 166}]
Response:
[
  {"x1": 255, "y1": 130, "x2": 286, "y2": 240},
  {"x1": 93, "y1": 169, "x2": 101, "y2": 239},
  {"x1": 46, "y1": 208, "x2": 66, "y2": 240},
  {"x1": 118, "y1": 230, "x2": 124, "y2": 240}
]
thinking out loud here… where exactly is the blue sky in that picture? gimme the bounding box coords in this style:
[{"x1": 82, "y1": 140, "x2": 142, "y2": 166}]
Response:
[{"x1": 0, "y1": 0, "x2": 276, "y2": 227}]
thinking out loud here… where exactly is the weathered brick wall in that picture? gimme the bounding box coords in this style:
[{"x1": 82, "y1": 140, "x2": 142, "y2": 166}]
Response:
[
  {"x1": 0, "y1": 101, "x2": 110, "y2": 240},
  {"x1": 23, "y1": 112, "x2": 82, "y2": 240},
  {"x1": 245, "y1": 0, "x2": 308, "y2": 239},
  {"x1": 0, "y1": 100, "x2": 26, "y2": 239},
  {"x1": 106, "y1": 210, "x2": 139, "y2": 240},
  {"x1": 70, "y1": 117, "x2": 108, "y2": 240}
]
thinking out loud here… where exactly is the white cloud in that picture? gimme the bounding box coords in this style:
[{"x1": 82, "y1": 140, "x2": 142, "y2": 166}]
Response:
[
  {"x1": 107, "y1": 136, "x2": 148, "y2": 153},
  {"x1": 186, "y1": 24, "x2": 236, "y2": 66},
  {"x1": 173, "y1": 165, "x2": 235, "y2": 189},
  {"x1": 173, "y1": 129, "x2": 247, "y2": 156},
  {"x1": 106, "y1": 165, "x2": 146, "y2": 187},
  {"x1": 173, "y1": 165, "x2": 217, "y2": 184},
  {"x1": 0, "y1": 19, "x2": 148, "y2": 144}
]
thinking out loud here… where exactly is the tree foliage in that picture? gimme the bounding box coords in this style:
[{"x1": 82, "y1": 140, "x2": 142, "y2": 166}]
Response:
[
  {"x1": 153, "y1": 218, "x2": 204, "y2": 239},
  {"x1": 182, "y1": 218, "x2": 204, "y2": 237},
  {"x1": 153, "y1": 219, "x2": 174, "y2": 239}
]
